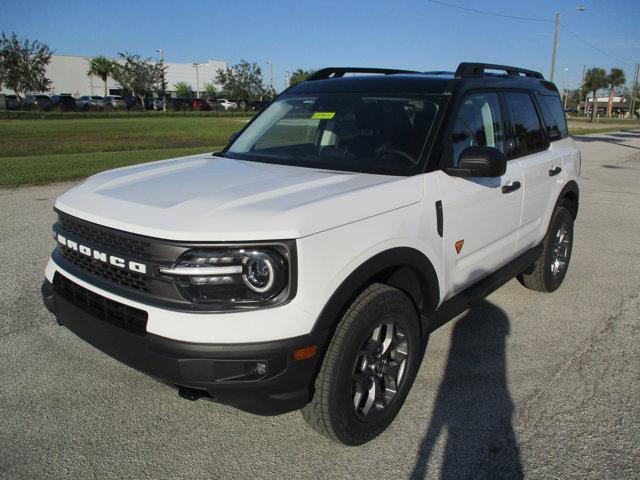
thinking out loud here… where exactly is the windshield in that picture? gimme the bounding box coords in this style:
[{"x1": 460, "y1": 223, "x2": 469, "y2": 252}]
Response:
[{"x1": 225, "y1": 93, "x2": 443, "y2": 174}]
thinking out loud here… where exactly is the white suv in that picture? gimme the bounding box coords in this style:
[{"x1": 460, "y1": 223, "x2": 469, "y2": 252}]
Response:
[
  {"x1": 42, "y1": 64, "x2": 580, "y2": 445},
  {"x1": 216, "y1": 98, "x2": 238, "y2": 110}
]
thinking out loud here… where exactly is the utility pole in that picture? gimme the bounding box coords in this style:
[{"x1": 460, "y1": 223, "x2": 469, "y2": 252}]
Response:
[
  {"x1": 156, "y1": 49, "x2": 167, "y2": 112},
  {"x1": 630, "y1": 62, "x2": 639, "y2": 118},
  {"x1": 550, "y1": 13, "x2": 560, "y2": 81}
]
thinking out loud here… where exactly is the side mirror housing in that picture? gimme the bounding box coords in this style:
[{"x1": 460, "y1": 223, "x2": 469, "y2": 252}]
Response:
[
  {"x1": 447, "y1": 146, "x2": 506, "y2": 177},
  {"x1": 228, "y1": 131, "x2": 240, "y2": 144}
]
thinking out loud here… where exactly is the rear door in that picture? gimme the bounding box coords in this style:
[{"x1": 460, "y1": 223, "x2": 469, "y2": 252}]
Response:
[
  {"x1": 502, "y1": 91, "x2": 562, "y2": 252},
  {"x1": 436, "y1": 91, "x2": 524, "y2": 298}
]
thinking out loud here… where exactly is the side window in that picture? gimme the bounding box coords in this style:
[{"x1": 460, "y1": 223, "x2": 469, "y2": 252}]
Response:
[
  {"x1": 504, "y1": 92, "x2": 547, "y2": 156},
  {"x1": 450, "y1": 92, "x2": 505, "y2": 165},
  {"x1": 535, "y1": 93, "x2": 561, "y2": 141},
  {"x1": 541, "y1": 95, "x2": 568, "y2": 139}
]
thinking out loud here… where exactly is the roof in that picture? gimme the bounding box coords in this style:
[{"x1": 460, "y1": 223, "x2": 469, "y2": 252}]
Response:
[{"x1": 287, "y1": 63, "x2": 559, "y2": 96}]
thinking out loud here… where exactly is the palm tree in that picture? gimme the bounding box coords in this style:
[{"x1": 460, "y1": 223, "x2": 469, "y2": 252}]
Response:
[
  {"x1": 606, "y1": 67, "x2": 626, "y2": 117},
  {"x1": 583, "y1": 68, "x2": 608, "y2": 123},
  {"x1": 87, "y1": 56, "x2": 115, "y2": 97}
]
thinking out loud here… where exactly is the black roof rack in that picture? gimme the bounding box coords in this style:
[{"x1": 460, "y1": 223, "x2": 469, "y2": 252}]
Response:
[
  {"x1": 455, "y1": 62, "x2": 544, "y2": 79},
  {"x1": 306, "y1": 67, "x2": 419, "y2": 81}
]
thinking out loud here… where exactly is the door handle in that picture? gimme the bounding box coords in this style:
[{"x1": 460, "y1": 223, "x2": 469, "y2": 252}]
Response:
[
  {"x1": 501, "y1": 181, "x2": 521, "y2": 194},
  {"x1": 549, "y1": 166, "x2": 562, "y2": 176}
]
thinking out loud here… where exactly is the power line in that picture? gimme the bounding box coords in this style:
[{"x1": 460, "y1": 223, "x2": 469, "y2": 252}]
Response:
[
  {"x1": 559, "y1": 23, "x2": 632, "y2": 66},
  {"x1": 428, "y1": 0, "x2": 634, "y2": 68},
  {"x1": 426, "y1": 0, "x2": 551, "y2": 23}
]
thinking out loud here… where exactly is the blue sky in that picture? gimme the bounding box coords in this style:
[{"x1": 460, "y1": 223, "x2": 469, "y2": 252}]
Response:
[{"x1": 2, "y1": 0, "x2": 639, "y2": 91}]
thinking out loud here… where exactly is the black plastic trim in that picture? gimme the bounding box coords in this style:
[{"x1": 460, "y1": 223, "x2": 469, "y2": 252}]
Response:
[
  {"x1": 429, "y1": 244, "x2": 543, "y2": 332},
  {"x1": 435, "y1": 200, "x2": 443, "y2": 237},
  {"x1": 43, "y1": 277, "x2": 329, "y2": 416}
]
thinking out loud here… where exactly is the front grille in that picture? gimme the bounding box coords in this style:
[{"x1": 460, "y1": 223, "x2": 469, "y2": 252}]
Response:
[
  {"x1": 58, "y1": 214, "x2": 152, "y2": 260},
  {"x1": 54, "y1": 273, "x2": 148, "y2": 335},
  {"x1": 59, "y1": 247, "x2": 151, "y2": 292}
]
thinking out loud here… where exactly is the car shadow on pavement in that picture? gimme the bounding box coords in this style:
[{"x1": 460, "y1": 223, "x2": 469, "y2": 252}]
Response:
[
  {"x1": 410, "y1": 301, "x2": 523, "y2": 480},
  {"x1": 573, "y1": 135, "x2": 640, "y2": 150}
]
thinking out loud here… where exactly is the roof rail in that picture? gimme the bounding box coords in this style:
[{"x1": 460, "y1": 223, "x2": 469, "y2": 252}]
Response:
[
  {"x1": 455, "y1": 63, "x2": 544, "y2": 79},
  {"x1": 306, "y1": 67, "x2": 419, "y2": 81}
]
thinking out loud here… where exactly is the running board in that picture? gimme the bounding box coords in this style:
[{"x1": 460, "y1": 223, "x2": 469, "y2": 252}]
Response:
[{"x1": 429, "y1": 244, "x2": 543, "y2": 333}]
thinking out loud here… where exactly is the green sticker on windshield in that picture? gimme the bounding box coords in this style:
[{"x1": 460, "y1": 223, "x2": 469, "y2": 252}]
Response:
[{"x1": 311, "y1": 112, "x2": 335, "y2": 120}]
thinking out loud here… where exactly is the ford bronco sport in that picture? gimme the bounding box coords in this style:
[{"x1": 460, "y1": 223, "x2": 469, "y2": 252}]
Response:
[{"x1": 42, "y1": 63, "x2": 580, "y2": 445}]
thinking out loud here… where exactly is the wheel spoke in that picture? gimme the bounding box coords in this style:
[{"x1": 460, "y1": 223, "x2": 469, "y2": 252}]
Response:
[
  {"x1": 379, "y1": 322, "x2": 394, "y2": 356},
  {"x1": 361, "y1": 378, "x2": 377, "y2": 415}
]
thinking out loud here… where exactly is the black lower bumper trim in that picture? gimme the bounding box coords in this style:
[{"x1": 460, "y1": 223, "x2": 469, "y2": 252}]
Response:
[{"x1": 42, "y1": 277, "x2": 329, "y2": 415}]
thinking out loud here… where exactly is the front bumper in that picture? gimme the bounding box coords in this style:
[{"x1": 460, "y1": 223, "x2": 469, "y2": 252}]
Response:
[{"x1": 42, "y1": 278, "x2": 329, "y2": 415}]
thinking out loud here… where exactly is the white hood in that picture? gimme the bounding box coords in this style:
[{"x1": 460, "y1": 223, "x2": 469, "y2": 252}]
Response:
[{"x1": 55, "y1": 153, "x2": 424, "y2": 241}]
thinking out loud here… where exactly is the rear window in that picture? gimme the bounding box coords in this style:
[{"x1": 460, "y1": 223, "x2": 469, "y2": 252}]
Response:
[
  {"x1": 504, "y1": 92, "x2": 547, "y2": 156},
  {"x1": 540, "y1": 95, "x2": 568, "y2": 140}
]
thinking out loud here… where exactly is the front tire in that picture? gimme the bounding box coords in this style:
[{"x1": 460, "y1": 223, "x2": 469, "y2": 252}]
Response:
[
  {"x1": 517, "y1": 206, "x2": 574, "y2": 292},
  {"x1": 302, "y1": 283, "x2": 422, "y2": 445}
]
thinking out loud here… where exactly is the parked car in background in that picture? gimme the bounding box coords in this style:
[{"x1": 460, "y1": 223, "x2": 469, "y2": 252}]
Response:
[
  {"x1": 50, "y1": 95, "x2": 77, "y2": 112},
  {"x1": 2, "y1": 94, "x2": 20, "y2": 110},
  {"x1": 77, "y1": 96, "x2": 106, "y2": 110},
  {"x1": 216, "y1": 99, "x2": 238, "y2": 110},
  {"x1": 192, "y1": 98, "x2": 206, "y2": 110},
  {"x1": 249, "y1": 100, "x2": 271, "y2": 112},
  {"x1": 21, "y1": 94, "x2": 53, "y2": 111},
  {"x1": 167, "y1": 98, "x2": 191, "y2": 110},
  {"x1": 104, "y1": 96, "x2": 129, "y2": 110},
  {"x1": 153, "y1": 98, "x2": 165, "y2": 110}
]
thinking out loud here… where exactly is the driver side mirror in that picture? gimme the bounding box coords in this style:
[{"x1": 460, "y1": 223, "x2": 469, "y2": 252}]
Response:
[{"x1": 447, "y1": 146, "x2": 506, "y2": 177}]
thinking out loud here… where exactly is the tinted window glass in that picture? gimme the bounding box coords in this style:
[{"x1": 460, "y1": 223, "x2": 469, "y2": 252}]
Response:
[
  {"x1": 541, "y1": 95, "x2": 568, "y2": 139},
  {"x1": 504, "y1": 93, "x2": 546, "y2": 155},
  {"x1": 450, "y1": 92, "x2": 505, "y2": 165}
]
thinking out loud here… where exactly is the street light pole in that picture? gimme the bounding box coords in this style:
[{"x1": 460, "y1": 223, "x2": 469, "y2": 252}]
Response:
[
  {"x1": 192, "y1": 63, "x2": 200, "y2": 98},
  {"x1": 550, "y1": 4, "x2": 585, "y2": 82},
  {"x1": 562, "y1": 68, "x2": 569, "y2": 110},
  {"x1": 266, "y1": 60, "x2": 273, "y2": 91},
  {"x1": 156, "y1": 48, "x2": 167, "y2": 113}
]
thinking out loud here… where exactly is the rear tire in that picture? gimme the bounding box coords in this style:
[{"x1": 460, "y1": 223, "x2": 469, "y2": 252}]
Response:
[
  {"x1": 517, "y1": 206, "x2": 574, "y2": 292},
  {"x1": 301, "y1": 283, "x2": 422, "y2": 445}
]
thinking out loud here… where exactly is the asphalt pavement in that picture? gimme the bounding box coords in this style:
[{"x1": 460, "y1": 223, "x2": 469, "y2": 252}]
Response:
[{"x1": 1, "y1": 131, "x2": 639, "y2": 479}]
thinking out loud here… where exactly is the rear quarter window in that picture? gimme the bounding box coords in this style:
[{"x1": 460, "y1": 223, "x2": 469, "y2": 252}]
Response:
[{"x1": 540, "y1": 95, "x2": 568, "y2": 139}]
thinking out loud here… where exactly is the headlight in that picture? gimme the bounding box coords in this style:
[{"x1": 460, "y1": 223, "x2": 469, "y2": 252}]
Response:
[{"x1": 159, "y1": 247, "x2": 292, "y2": 308}]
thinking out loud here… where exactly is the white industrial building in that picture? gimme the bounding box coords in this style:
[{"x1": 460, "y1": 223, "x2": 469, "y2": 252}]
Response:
[{"x1": 0, "y1": 55, "x2": 227, "y2": 97}]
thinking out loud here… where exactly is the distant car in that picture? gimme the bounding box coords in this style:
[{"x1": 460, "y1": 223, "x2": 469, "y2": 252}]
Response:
[
  {"x1": 2, "y1": 94, "x2": 20, "y2": 110},
  {"x1": 22, "y1": 94, "x2": 53, "y2": 111},
  {"x1": 216, "y1": 99, "x2": 238, "y2": 110},
  {"x1": 192, "y1": 98, "x2": 206, "y2": 110},
  {"x1": 50, "y1": 95, "x2": 77, "y2": 112},
  {"x1": 153, "y1": 98, "x2": 165, "y2": 110},
  {"x1": 167, "y1": 98, "x2": 191, "y2": 110},
  {"x1": 104, "y1": 96, "x2": 128, "y2": 109},
  {"x1": 250, "y1": 100, "x2": 270, "y2": 112},
  {"x1": 77, "y1": 96, "x2": 106, "y2": 110}
]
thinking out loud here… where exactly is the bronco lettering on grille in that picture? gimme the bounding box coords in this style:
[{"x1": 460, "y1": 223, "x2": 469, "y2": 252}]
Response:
[{"x1": 56, "y1": 233, "x2": 147, "y2": 274}]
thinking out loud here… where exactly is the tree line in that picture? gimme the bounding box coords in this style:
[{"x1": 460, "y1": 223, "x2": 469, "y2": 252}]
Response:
[{"x1": 0, "y1": 32, "x2": 286, "y2": 110}]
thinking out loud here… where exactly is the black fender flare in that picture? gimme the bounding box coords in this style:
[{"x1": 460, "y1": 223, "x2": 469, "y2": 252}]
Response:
[
  {"x1": 556, "y1": 180, "x2": 580, "y2": 219},
  {"x1": 311, "y1": 247, "x2": 440, "y2": 337}
]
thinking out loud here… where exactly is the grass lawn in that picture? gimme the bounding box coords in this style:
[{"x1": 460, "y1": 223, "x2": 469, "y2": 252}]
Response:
[
  {"x1": 0, "y1": 115, "x2": 639, "y2": 187},
  {"x1": 0, "y1": 117, "x2": 246, "y2": 186}
]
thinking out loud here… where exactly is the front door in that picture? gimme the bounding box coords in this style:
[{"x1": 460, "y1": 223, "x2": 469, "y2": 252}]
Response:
[{"x1": 436, "y1": 91, "x2": 524, "y2": 299}]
